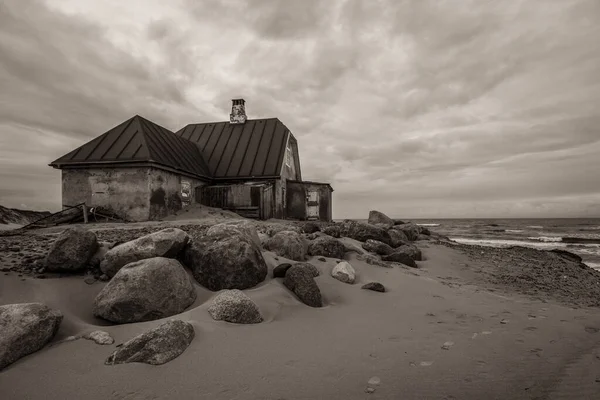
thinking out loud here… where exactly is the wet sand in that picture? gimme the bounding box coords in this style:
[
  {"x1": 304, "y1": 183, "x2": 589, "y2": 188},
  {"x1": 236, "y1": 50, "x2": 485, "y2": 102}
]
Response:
[{"x1": 1, "y1": 226, "x2": 600, "y2": 399}]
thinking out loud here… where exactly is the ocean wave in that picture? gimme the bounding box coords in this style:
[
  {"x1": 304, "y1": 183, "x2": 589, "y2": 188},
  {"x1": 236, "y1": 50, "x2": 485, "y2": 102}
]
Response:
[
  {"x1": 528, "y1": 236, "x2": 563, "y2": 243},
  {"x1": 505, "y1": 229, "x2": 524, "y2": 233},
  {"x1": 527, "y1": 225, "x2": 544, "y2": 229},
  {"x1": 417, "y1": 223, "x2": 440, "y2": 227}
]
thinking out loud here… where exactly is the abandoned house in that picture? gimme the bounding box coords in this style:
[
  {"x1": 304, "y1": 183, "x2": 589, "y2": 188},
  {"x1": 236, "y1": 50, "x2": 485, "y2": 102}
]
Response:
[{"x1": 49, "y1": 99, "x2": 333, "y2": 222}]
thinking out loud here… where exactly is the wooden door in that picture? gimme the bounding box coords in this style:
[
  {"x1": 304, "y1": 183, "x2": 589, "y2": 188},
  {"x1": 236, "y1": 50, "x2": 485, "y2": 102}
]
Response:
[{"x1": 306, "y1": 190, "x2": 319, "y2": 220}]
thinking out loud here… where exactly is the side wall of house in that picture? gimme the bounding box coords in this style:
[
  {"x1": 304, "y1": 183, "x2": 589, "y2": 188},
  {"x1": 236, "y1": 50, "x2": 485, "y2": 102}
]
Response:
[
  {"x1": 148, "y1": 167, "x2": 207, "y2": 220},
  {"x1": 285, "y1": 181, "x2": 332, "y2": 222},
  {"x1": 61, "y1": 167, "x2": 150, "y2": 221}
]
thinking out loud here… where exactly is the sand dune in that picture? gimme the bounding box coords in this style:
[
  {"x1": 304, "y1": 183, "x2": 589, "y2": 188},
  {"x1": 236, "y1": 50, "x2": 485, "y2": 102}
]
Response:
[{"x1": 2, "y1": 239, "x2": 600, "y2": 399}]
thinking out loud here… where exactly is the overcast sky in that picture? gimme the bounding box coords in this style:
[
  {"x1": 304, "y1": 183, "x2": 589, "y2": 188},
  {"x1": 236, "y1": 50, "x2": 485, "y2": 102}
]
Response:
[{"x1": 1, "y1": 0, "x2": 599, "y2": 219}]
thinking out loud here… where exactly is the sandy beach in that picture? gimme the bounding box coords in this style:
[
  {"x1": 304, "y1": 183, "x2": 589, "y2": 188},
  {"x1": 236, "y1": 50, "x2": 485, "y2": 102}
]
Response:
[{"x1": 1, "y1": 218, "x2": 600, "y2": 400}]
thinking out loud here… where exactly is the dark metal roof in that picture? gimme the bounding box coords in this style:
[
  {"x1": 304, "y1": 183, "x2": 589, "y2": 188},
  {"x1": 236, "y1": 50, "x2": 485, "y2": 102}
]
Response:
[
  {"x1": 176, "y1": 118, "x2": 291, "y2": 179},
  {"x1": 49, "y1": 115, "x2": 211, "y2": 179}
]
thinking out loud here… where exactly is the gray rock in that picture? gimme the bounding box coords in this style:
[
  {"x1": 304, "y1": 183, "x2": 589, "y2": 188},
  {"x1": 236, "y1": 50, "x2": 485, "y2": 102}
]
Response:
[
  {"x1": 89, "y1": 242, "x2": 111, "y2": 269},
  {"x1": 391, "y1": 223, "x2": 421, "y2": 241},
  {"x1": 291, "y1": 262, "x2": 320, "y2": 277},
  {"x1": 183, "y1": 231, "x2": 268, "y2": 291},
  {"x1": 331, "y1": 261, "x2": 356, "y2": 284},
  {"x1": 83, "y1": 330, "x2": 114, "y2": 345},
  {"x1": 368, "y1": 210, "x2": 394, "y2": 228},
  {"x1": 207, "y1": 220, "x2": 261, "y2": 248},
  {"x1": 381, "y1": 251, "x2": 418, "y2": 267},
  {"x1": 0, "y1": 303, "x2": 63, "y2": 370},
  {"x1": 45, "y1": 227, "x2": 98, "y2": 272},
  {"x1": 392, "y1": 219, "x2": 405, "y2": 225},
  {"x1": 357, "y1": 253, "x2": 392, "y2": 268},
  {"x1": 301, "y1": 221, "x2": 321, "y2": 234},
  {"x1": 388, "y1": 229, "x2": 409, "y2": 248},
  {"x1": 394, "y1": 244, "x2": 423, "y2": 261},
  {"x1": 417, "y1": 234, "x2": 431, "y2": 241},
  {"x1": 362, "y1": 239, "x2": 394, "y2": 256},
  {"x1": 207, "y1": 290, "x2": 263, "y2": 324},
  {"x1": 273, "y1": 263, "x2": 293, "y2": 278},
  {"x1": 322, "y1": 225, "x2": 341, "y2": 238},
  {"x1": 93, "y1": 257, "x2": 196, "y2": 324},
  {"x1": 339, "y1": 220, "x2": 392, "y2": 246},
  {"x1": 308, "y1": 236, "x2": 346, "y2": 259},
  {"x1": 263, "y1": 231, "x2": 308, "y2": 261},
  {"x1": 283, "y1": 265, "x2": 323, "y2": 307},
  {"x1": 100, "y1": 228, "x2": 189, "y2": 277},
  {"x1": 362, "y1": 282, "x2": 386, "y2": 292},
  {"x1": 105, "y1": 319, "x2": 194, "y2": 366}
]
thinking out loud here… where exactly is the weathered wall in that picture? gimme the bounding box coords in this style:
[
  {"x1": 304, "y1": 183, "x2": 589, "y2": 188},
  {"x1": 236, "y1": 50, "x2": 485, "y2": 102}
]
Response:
[
  {"x1": 285, "y1": 181, "x2": 332, "y2": 222},
  {"x1": 148, "y1": 168, "x2": 207, "y2": 220},
  {"x1": 61, "y1": 167, "x2": 150, "y2": 221},
  {"x1": 285, "y1": 180, "x2": 306, "y2": 220}
]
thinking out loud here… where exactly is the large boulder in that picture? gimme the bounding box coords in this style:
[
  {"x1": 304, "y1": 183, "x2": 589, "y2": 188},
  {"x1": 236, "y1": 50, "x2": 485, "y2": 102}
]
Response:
[
  {"x1": 283, "y1": 265, "x2": 323, "y2": 308},
  {"x1": 368, "y1": 210, "x2": 394, "y2": 228},
  {"x1": 391, "y1": 223, "x2": 421, "y2": 241},
  {"x1": 206, "y1": 220, "x2": 260, "y2": 248},
  {"x1": 389, "y1": 244, "x2": 422, "y2": 262},
  {"x1": 362, "y1": 239, "x2": 394, "y2": 256},
  {"x1": 45, "y1": 227, "x2": 98, "y2": 272},
  {"x1": 100, "y1": 228, "x2": 189, "y2": 277},
  {"x1": 331, "y1": 261, "x2": 356, "y2": 284},
  {"x1": 307, "y1": 236, "x2": 346, "y2": 259},
  {"x1": 105, "y1": 319, "x2": 194, "y2": 366},
  {"x1": 322, "y1": 225, "x2": 341, "y2": 238},
  {"x1": 388, "y1": 229, "x2": 409, "y2": 248},
  {"x1": 263, "y1": 231, "x2": 308, "y2": 261},
  {"x1": 262, "y1": 223, "x2": 302, "y2": 237},
  {"x1": 207, "y1": 290, "x2": 263, "y2": 324},
  {"x1": 291, "y1": 262, "x2": 320, "y2": 277},
  {"x1": 339, "y1": 220, "x2": 392, "y2": 246},
  {"x1": 93, "y1": 257, "x2": 196, "y2": 324},
  {"x1": 182, "y1": 232, "x2": 268, "y2": 291},
  {"x1": 301, "y1": 221, "x2": 321, "y2": 234},
  {"x1": 0, "y1": 303, "x2": 63, "y2": 370},
  {"x1": 381, "y1": 251, "x2": 417, "y2": 268}
]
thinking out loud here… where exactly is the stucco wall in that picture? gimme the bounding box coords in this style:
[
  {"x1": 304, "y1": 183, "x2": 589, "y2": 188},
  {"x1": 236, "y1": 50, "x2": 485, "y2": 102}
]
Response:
[
  {"x1": 148, "y1": 167, "x2": 207, "y2": 220},
  {"x1": 61, "y1": 167, "x2": 150, "y2": 221}
]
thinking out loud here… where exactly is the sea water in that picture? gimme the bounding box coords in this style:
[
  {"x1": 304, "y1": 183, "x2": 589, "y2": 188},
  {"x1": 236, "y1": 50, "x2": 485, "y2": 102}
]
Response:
[{"x1": 344, "y1": 218, "x2": 600, "y2": 270}]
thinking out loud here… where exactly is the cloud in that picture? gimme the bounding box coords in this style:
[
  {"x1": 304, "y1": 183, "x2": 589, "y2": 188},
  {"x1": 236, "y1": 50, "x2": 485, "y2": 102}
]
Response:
[{"x1": 0, "y1": 0, "x2": 599, "y2": 218}]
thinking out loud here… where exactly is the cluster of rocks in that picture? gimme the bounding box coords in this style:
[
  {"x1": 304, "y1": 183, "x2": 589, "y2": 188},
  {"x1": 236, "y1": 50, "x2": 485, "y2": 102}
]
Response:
[{"x1": 1, "y1": 210, "x2": 432, "y2": 369}]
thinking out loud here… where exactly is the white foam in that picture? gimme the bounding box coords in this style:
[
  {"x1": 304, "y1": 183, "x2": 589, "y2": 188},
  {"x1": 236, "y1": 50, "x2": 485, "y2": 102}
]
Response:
[
  {"x1": 505, "y1": 229, "x2": 524, "y2": 233},
  {"x1": 450, "y1": 237, "x2": 565, "y2": 249},
  {"x1": 528, "y1": 236, "x2": 563, "y2": 242},
  {"x1": 527, "y1": 225, "x2": 544, "y2": 229},
  {"x1": 584, "y1": 262, "x2": 600, "y2": 271},
  {"x1": 416, "y1": 223, "x2": 440, "y2": 227}
]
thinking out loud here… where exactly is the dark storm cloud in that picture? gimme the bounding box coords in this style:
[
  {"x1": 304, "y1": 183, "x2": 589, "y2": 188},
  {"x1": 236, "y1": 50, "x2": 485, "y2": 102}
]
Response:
[{"x1": 1, "y1": 0, "x2": 599, "y2": 218}]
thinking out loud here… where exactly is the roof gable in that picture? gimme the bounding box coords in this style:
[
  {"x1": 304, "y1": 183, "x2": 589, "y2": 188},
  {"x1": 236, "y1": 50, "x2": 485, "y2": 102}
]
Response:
[
  {"x1": 50, "y1": 115, "x2": 211, "y2": 179},
  {"x1": 176, "y1": 118, "x2": 291, "y2": 179}
]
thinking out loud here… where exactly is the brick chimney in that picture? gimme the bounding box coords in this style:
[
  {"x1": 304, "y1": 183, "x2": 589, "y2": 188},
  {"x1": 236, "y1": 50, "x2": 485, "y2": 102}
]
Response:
[{"x1": 230, "y1": 98, "x2": 247, "y2": 124}]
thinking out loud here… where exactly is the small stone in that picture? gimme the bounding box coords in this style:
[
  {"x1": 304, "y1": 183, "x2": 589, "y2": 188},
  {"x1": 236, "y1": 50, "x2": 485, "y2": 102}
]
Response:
[
  {"x1": 368, "y1": 376, "x2": 381, "y2": 386},
  {"x1": 98, "y1": 274, "x2": 109, "y2": 282},
  {"x1": 500, "y1": 319, "x2": 509, "y2": 324},
  {"x1": 420, "y1": 361, "x2": 434, "y2": 366},
  {"x1": 318, "y1": 257, "x2": 326, "y2": 262},
  {"x1": 441, "y1": 341, "x2": 454, "y2": 350},
  {"x1": 84, "y1": 276, "x2": 97, "y2": 285},
  {"x1": 365, "y1": 387, "x2": 376, "y2": 394},
  {"x1": 362, "y1": 282, "x2": 386, "y2": 292},
  {"x1": 273, "y1": 263, "x2": 293, "y2": 278},
  {"x1": 83, "y1": 330, "x2": 114, "y2": 345}
]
